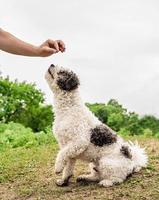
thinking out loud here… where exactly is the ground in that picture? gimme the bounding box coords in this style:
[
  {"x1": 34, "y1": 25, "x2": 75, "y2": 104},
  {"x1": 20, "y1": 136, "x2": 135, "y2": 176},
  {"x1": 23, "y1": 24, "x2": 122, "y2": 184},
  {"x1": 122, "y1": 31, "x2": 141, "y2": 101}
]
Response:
[{"x1": 0, "y1": 137, "x2": 159, "y2": 200}]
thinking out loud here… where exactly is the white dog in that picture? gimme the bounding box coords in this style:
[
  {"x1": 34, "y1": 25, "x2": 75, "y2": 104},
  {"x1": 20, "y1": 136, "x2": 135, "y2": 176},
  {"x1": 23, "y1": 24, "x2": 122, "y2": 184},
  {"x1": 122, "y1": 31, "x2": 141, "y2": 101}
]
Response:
[{"x1": 45, "y1": 64, "x2": 148, "y2": 187}]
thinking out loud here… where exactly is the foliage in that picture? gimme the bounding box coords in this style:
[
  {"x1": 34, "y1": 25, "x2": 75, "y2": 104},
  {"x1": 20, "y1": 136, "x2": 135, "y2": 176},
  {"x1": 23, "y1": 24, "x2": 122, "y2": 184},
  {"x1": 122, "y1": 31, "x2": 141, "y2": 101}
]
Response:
[
  {"x1": 139, "y1": 115, "x2": 159, "y2": 135},
  {"x1": 86, "y1": 99, "x2": 159, "y2": 136},
  {"x1": 0, "y1": 75, "x2": 53, "y2": 132},
  {"x1": 1, "y1": 75, "x2": 159, "y2": 137},
  {"x1": 0, "y1": 122, "x2": 56, "y2": 151},
  {"x1": 86, "y1": 103, "x2": 108, "y2": 123}
]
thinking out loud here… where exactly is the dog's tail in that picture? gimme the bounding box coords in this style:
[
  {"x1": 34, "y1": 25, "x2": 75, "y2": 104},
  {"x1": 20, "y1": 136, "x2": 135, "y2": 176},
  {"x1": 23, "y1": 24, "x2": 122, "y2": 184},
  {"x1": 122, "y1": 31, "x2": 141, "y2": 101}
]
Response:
[{"x1": 127, "y1": 141, "x2": 148, "y2": 172}]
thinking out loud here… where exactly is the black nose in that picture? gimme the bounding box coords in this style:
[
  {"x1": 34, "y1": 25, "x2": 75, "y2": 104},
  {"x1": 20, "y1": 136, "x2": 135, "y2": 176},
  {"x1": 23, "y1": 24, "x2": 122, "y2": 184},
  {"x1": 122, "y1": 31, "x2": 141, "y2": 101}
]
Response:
[{"x1": 50, "y1": 64, "x2": 55, "y2": 68}]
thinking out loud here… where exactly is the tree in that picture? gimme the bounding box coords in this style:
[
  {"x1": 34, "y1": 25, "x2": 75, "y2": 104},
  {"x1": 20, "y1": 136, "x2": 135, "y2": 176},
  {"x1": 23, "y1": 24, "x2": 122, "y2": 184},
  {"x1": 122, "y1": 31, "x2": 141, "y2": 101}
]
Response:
[
  {"x1": 126, "y1": 112, "x2": 143, "y2": 135},
  {"x1": 86, "y1": 103, "x2": 108, "y2": 123},
  {"x1": 0, "y1": 75, "x2": 53, "y2": 132},
  {"x1": 106, "y1": 99, "x2": 128, "y2": 131},
  {"x1": 139, "y1": 115, "x2": 159, "y2": 134}
]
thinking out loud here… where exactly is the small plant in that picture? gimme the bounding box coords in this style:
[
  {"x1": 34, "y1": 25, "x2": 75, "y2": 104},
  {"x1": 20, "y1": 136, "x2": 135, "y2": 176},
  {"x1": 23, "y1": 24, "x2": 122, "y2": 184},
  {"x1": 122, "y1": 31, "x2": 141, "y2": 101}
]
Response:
[{"x1": 0, "y1": 122, "x2": 56, "y2": 151}]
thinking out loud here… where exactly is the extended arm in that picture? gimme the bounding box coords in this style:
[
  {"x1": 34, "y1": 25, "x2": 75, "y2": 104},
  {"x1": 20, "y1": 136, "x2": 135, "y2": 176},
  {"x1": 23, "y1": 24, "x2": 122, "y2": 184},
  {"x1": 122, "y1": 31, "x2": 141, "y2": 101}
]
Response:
[{"x1": 0, "y1": 28, "x2": 65, "y2": 57}]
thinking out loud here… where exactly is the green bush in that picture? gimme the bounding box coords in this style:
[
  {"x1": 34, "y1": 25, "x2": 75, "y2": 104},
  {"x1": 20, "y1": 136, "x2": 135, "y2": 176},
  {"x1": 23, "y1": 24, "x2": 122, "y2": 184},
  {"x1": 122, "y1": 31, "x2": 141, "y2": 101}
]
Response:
[
  {"x1": 143, "y1": 128, "x2": 153, "y2": 138},
  {"x1": 154, "y1": 132, "x2": 159, "y2": 139},
  {"x1": 139, "y1": 115, "x2": 159, "y2": 134},
  {"x1": 0, "y1": 122, "x2": 56, "y2": 151},
  {"x1": 0, "y1": 76, "x2": 53, "y2": 132},
  {"x1": 118, "y1": 128, "x2": 131, "y2": 137},
  {"x1": 86, "y1": 103, "x2": 108, "y2": 123},
  {"x1": 87, "y1": 99, "x2": 159, "y2": 136}
]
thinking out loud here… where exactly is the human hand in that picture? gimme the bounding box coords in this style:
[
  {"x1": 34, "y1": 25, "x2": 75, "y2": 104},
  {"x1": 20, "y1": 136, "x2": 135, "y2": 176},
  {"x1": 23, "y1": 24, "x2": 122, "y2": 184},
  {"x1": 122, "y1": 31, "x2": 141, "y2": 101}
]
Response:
[{"x1": 38, "y1": 39, "x2": 66, "y2": 57}]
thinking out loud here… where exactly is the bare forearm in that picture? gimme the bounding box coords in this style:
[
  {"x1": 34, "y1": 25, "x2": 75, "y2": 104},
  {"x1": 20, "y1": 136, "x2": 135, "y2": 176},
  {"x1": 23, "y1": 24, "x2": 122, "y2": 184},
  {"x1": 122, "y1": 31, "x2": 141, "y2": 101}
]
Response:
[
  {"x1": 0, "y1": 29, "x2": 65, "y2": 57},
  {"x1": 0, "y1": 28, "x2": 40, "y2": 56}
]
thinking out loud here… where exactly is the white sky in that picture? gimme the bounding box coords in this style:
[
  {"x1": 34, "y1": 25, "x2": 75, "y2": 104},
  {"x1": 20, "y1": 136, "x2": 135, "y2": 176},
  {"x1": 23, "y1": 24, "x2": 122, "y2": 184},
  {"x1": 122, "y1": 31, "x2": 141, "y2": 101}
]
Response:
[{"x1": 0, "y1": 0, "x2": 159, "y2": 116}]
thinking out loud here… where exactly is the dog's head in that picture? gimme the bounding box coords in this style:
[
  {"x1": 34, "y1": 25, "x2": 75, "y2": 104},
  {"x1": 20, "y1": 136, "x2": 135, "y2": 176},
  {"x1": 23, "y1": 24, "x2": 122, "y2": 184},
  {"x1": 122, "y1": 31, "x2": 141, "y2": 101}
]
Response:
[{"x1": 45, "y1": 64, "x2": 80, "y2": 94}]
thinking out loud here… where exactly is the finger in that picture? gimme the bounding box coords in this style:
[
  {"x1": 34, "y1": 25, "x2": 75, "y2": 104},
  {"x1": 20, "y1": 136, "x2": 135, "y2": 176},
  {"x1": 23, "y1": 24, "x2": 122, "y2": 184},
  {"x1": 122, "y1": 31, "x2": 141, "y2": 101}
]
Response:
[
  {"x1": 56, "y1": 40, "x2": 66, "y2": 52},
  {"x1": 59, "y1": 46, "x2": 66, "y2": 53},
  {"x1": 42, "y1": 46, "x2": 57, "y2": 56},
  {"x1": 47, "y1": 39, "x2": 59, "y2": 52},
  {"x1": 47, "y1": 47, "x2": 57, "y2": 54}
]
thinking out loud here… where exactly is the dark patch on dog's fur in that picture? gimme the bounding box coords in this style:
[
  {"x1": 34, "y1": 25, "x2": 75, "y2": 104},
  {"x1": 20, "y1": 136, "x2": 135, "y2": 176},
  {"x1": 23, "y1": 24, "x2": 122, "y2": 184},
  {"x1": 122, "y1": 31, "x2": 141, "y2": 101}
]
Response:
[
  {"x1": 90, "y1": 125, "x2": 117, "y2": 147},
  {"x1": 120, "y1": 145, "x2": 132, "y2": 159},
  {"x1": 57, "y1": 70, "x2": 80, "y2": 91}
]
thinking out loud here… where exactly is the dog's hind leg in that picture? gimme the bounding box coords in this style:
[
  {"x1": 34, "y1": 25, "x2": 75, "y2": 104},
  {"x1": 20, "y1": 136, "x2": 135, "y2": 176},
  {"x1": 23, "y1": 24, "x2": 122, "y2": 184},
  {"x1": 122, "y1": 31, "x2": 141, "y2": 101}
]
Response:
[
  {"x1": 55, "y1": 140, "x2": 88, "y2": 174},
  {"x1": 56, "y1": 158, "x2": 76, "y2": 187},
  {"x1": 76, "y1": 162, "x2": 100, "y2": 184},
  {"x1": 98, "y1": 157, "x2": 125, "y2": 187},
  {"x1": 98, "y1": 179, "x2": 114, "y2": 187},
  {"x1": 99, "y1": 177, "x2": 124, "y2": 187}
]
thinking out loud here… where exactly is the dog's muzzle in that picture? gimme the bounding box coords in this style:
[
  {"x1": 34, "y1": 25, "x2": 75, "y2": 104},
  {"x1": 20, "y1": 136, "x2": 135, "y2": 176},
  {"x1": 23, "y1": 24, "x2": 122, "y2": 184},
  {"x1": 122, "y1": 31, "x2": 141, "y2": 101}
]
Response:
[{"x1": 48, "y1": 64, "x2": 55, "y2": 79}]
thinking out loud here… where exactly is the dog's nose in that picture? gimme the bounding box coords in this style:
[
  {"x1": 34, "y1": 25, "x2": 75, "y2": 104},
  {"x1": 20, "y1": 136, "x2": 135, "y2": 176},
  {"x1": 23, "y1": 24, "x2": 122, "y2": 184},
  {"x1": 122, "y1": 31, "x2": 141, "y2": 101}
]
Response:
[{"x1": 50, "y1": 64, "x2": 55, "y2": 68}]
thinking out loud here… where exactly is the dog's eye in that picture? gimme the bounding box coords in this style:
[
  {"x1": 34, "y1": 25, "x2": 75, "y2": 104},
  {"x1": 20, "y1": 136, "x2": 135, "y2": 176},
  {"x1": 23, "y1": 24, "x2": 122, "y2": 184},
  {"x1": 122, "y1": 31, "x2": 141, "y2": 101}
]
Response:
[{"x1": 58, "y1": 70, "x2": 70, "y2": 77}]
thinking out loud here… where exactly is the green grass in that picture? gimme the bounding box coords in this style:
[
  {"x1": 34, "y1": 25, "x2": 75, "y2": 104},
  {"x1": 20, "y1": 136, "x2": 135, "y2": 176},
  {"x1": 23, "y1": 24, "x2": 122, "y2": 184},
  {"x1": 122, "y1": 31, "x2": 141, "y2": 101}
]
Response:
[{"x1": 0, "y1": 137, "x2": 159, "y2": 200}]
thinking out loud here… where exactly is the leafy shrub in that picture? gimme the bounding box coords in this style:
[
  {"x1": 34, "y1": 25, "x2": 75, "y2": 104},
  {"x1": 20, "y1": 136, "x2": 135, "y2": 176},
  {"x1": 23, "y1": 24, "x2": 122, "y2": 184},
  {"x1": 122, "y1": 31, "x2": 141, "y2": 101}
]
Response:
[
  {"x1": 87, "y1": 99, "x2": 159, "y2": 136},
  {"x1": 155, "y1": 132, "x2": 159, "y2": 139},
  {"x1": 0, "y1": 122, "x2": 56, "y2": 151},
  {"x1": 143, "y1": 128, "x2": 153, "y2": 138},
  {"x1": 86, "y1": 103, "x2": 108, "y2": 123},
  {"x1": 0, "y1": 76, "x2": 53, "y2": 132},
  {"x1": 118, "y1": 128, "x2": 131, "y2": 136},
  {"x1": 139, "y1": 115, "x2": 159, "y2": 135}
]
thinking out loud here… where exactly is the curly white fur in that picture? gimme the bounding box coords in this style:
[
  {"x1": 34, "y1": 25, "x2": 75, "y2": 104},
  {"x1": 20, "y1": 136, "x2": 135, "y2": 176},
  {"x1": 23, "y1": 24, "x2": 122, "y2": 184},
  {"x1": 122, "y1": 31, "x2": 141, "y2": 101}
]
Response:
[{"x1": 45, "y1": 65, "x2": 148, "y2": 187}]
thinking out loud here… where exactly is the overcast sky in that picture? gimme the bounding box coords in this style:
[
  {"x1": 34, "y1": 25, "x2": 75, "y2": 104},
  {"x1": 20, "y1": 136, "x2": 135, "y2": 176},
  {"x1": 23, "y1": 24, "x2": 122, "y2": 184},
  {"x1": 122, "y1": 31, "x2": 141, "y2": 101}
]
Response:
[{"x1": 0, "y1": 0, "x2": 159, "y2": 116}]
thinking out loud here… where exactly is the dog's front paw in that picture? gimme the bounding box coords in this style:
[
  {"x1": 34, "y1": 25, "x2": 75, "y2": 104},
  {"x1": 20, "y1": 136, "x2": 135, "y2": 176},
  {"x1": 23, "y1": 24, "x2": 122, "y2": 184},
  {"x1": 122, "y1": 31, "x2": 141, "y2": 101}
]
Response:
[{"x1": 56, "y1": 179, "x2": 69, "y2": 187}]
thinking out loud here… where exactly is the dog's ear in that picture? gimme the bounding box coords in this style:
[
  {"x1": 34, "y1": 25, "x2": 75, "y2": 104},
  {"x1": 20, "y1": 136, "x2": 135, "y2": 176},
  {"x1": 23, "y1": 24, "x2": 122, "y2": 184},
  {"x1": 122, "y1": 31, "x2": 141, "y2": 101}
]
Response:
[{"x1": 57, "y1": 71, "x2": 80, "y2": 91}]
